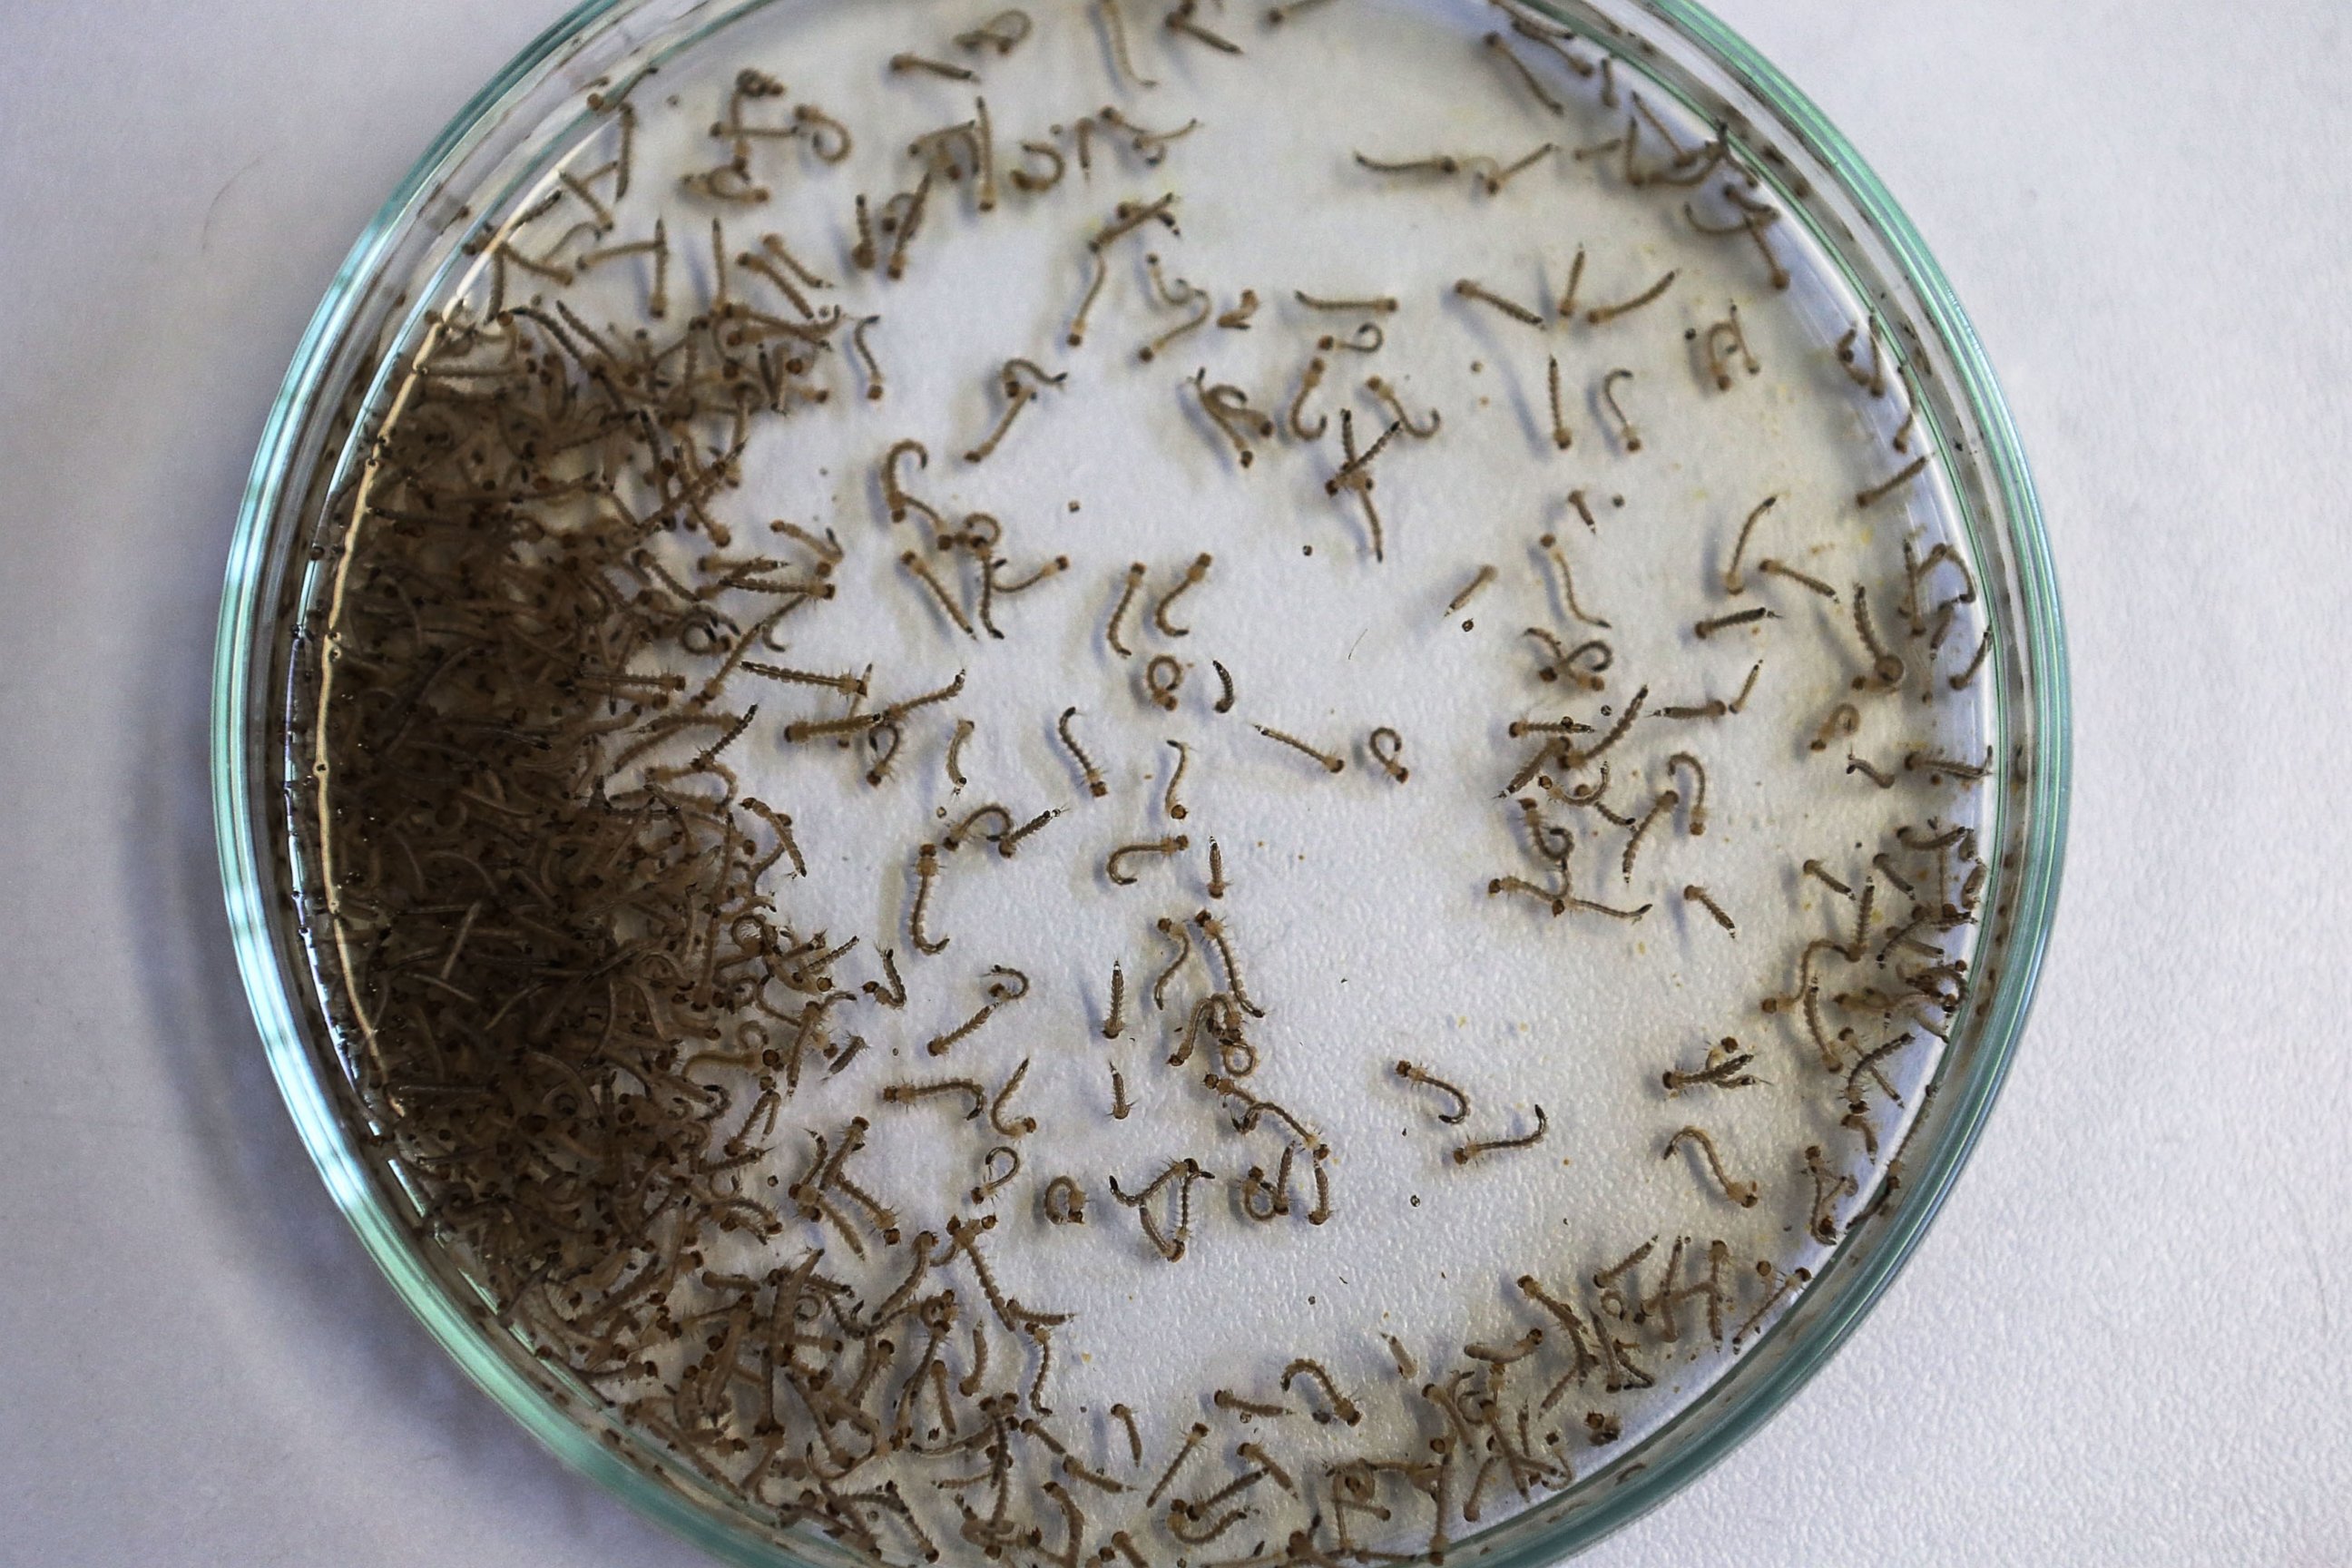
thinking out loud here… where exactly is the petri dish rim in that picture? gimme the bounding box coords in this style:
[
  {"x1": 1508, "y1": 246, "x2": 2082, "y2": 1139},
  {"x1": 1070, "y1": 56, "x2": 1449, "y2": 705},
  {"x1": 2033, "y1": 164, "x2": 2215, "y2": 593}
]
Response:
[{"x1": 210, "y1": 0, "x2": 2072, "y2": 1562}]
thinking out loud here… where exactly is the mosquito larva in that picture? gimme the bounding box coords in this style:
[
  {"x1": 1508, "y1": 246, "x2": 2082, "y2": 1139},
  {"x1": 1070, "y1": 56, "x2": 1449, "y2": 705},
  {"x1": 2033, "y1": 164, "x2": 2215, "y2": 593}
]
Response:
[
  {"x1": 1394, "y1": 1059, "x2": 1471, "y2": 1125},
  {"x1": 1056, "y1": 706, "x2": 1110, "y2": 799},
  {"x1": 1598, "y1": 367, "x2": 1642, "y2": 452},
  {"x1": 1207, "y1": 838, "x2": 1229, "y2": 899},
  {"x1": 1846, "y1": 751, "x2": 1897, "y2": 789},
  {"x1": 1085, "y1": 0, "x2": 1160, "y2": 84},
  {"x1": 1537, "y1": 533, "x2": 1611, "y2": 629},
  {"x1": 950, "y1": 1318, "x2": 992, "y2": 1400},
  {"x1": 970, "y1": 1144, "x2": 1023, "y2": 1205},
  {"x1": 1103, "y1": 963, "x2": 1128, "y2": 1039},
  {"x1": 1162, "y1": 739, "x2": 1193, "y2": 821},
  {"x1": 899, "y1": 549, "x2": 976, "y2": 638},
  {"x1": 1253, "y1": 724, "x2": 1345, "y2": 774},
  {"x1": 937, "y1": 718, "x2": 975, "y2": 792},
  {"x1": 1192, "y1": 909, "x2": 1264, "y2": 1018},
  {"x1": 882, "y1": 437, "x2": 943, "y2": 532},
  {"x1": 1526, "y1": 629, "x2": 1608, "y2": 690},
  {"x1": 1802, "y1": 858, "x2": 1854, "y2": 897},
  {"x1": 1659, "y1": 752, "x2": 1708, "y2": 835},
  {"x1": 891, "y1": 51, "x2": 977, "y2": 80},
  {"x1": 1065, "y1": 248, "x2": 1112, "y2": 350},
  {"x1": 1315, "y1": 315, "x2": 1385, "y2": 354},
  {"x1": 911, "y1": 841, "x2": 949, "y2": 954},
  {"x1": 1529, "y1": 352, "x2": 1573, "y2": 452},
  {"x1": 1325, "y1": 407, "x2": 1402, "y2": 493},
  {"x1": 1153, "y1": 553, "x2": 1213, "y2": 637},
  {"x1": 1870, "y1": 850, "x2": 1917, "y2": 897},
  {"x1": 1804, "y1": 1143, "x2": 1858, "y2": 1243},
  {"x1": 1145, "y1": 655, "x2": 1186, "y2": 712},
  {"x1": 1448, "y1": 564, "x2": 1497, "y2": 618},
  {"x1": 1385, "y1": 1334, "x2": 1417, "y2": 1379},
  {"x1": 1140, "y1": 275, "x2": 1214, "y2": 362},
  {"x1": 1561, "y1": 683, "x2": 1644, "y2": 770},
  {"x1": 989, "y1": 1057, "x2": 1039, "y2": 1137},
  {"x1": 956, "y1": 8, "x2": 1034, "y2": 52},
  {"x1": 1214, "y1": 289, "x2": 1261, "y2": 330},
  {"x1": 1693, "y1": 301, "x2": 1760, "y2": 389},
  {"x1": 1452, "y1": 1104, "x2": 1548, "y2": 1163},
  {"x1": 1758, "y1": 557, "x2": 1836, "y2": 598},
  {"x1": 1453, "y1": 277, "x2": 1546, "y2": 328},
  {"x1": 1110, "y1": 1065, "x2": 1133, "y2": 1120},
  {"x1": 1107, "y1": 836, "x2": 1191, "y2": 887},
  {"x1": 1487, "y1": 875, "x2": 1564, "y2": 916},
  {"x1": 1306, "y1": 1153, "x2": 1333, "y2": 1224},
  {"x1": 999, "y1": 807, "x2": 1062, "y2": 856},
  {"x1": 742, "y1": 660, "x2": 864, "y2": 697},
  {"x1": 1905, "y1": 747, "x2": 1993, "y2": 782},
  {"x1": 1809, "y1": 702, "x2": 1860, "y2": 752},
  {"x1": 1090, "y1": 564, "x2": 1146, "y2": 663},
  {"x1": 1147, "y1": 1422, "x2": 1212, "y2": 1507},
  {"x1": 1166, "y1": 0, "x2": 1245, "y2": 54},
  {"x1": 1681, "y1": 884, "x2": 1736, "y2": 936},
  {"x1": 1837, "y1": 317, "x2": 1887, "y2": 397},
  {"x1": 1475, "y1": 140, "x2": 1554, "y2": 196},
  {"x1": 688, "y1": 703, "x2": 759, "y2": 769},
  {"x1": 1889, "y1": 374, "x2": 1920, "y2": 452},
  {"x1": 1149, "y1": 916, "x2": 1195, "y2": 1010},
  {"x1": 1850, "y1": 583, "x2": 1906, "y2": 686},
  {"x1": 845, "y1": 313, "x2": 886, "y2": 400},
  {"x1": 1856, "y1": 454, "x2": 1929, "y2": 509},
  {"x1": 1208, "y1": 659, "x2": 1237, "y2": 715},
  {"x1": 1005, "y1": 137, "x2": 1067, "y2": 194},
  {"x1": 927, "y1": 999, "x2": 999, "y2": 1058},
  {"x1": 945, "y1": 802, "x2": 1013, "y2": 853},
  {"x1": 1194, "y1": 372, "x2": 1278, "y2": 467},
  {"x1": 1565, "y1": 892, "x2": 1652, "y2": 921},
  {"x1": 1481, "y1": 31, "x2": 1563, "y2": 113},
  {"x1": 1210, "y1": 1388, "x2": 1289, "y2": 1423},
  {"x1": 863, "y1": 720, "x2": 906, "y2": 786},
  {"x1": 1661, "y1": 1038, "x2": 1760, "y2": 1095},
  {"x1": 1099, "y1": 1403, "x2": 1143, "y2": 1468},
  {"x1": 1562, "y1": 488, "x2": 1605, "y2": 536},
  {"x1": 1713, "y1": 495, "x2": 1779, "y2": 598},
  {"x1": 1295, "y1": 289, "x2": 1400, "y2": 315},
  {"x1": 1286, "y1": 355, "x2": 1331, "y2": 441},
  {"x1": 1325, "y1": 408, "x2": 1392, "y2": 562},
  {"x1": 1693, "y1": 605, "x2": 1775, "y2": 640},
  {"x1": 887, "y1": 167, "x2": 936, "y2": 280},
  {"x1": 1356, "y1": 150, "x2": 1462, "y2": 178},
  {"x1": 881, "y1": 1077, "x2": 987, "y2": 1118},
  {"x1": 966, "y1": 358, "x2": 1064, "y2": 463},
  {"x1": 1665, "y1": 1125, "x2": 1758, "y2": 1205},
  {"x1": 1620, "y1": 788, "x2": 1676, "y2": 879},
  {"x1": 1364, "y1": 376, "x2": 1441, "y2": 437},
  {"x1": 1950, "y1": 626, "x2": 1994, "y2": 690},
  {"x1": 1584, "y1": 268, "x2": 1678, "y2": 326},
  {"x1": 880, "y1": 668, "x2": 968, "y2": 725},
  {"x1": 1367, "y1": 727, "x2": 1409, "y2": 783},
  {"x1": 1846, "y1": 1032, "x2": 1914, "y2": 1107}
]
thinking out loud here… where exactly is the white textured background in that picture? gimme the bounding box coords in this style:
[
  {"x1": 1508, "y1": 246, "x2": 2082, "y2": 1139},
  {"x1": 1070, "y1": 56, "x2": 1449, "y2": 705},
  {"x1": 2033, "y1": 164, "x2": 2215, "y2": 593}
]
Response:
[{"x1": 1, "y1": 1, "x2": 2345, "y2": 1563}]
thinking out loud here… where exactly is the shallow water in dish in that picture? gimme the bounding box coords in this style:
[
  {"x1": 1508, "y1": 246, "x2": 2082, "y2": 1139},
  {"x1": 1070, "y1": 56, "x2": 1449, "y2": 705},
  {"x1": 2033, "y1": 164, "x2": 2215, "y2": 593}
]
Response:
[{"x1": 315, "y1": 0, "x2": 1997, "y2": 1556}]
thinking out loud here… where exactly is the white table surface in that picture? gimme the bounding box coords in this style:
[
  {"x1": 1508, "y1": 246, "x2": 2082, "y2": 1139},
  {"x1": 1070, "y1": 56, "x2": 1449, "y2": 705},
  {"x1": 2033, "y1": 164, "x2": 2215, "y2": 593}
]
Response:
[{"x1": 2, "y1": 2, "x2": 2346, "y2": 1563}]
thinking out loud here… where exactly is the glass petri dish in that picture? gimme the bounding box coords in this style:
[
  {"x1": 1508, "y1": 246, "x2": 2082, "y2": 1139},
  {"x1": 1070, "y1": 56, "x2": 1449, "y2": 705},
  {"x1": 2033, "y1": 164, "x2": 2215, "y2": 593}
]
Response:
[{"x1": 211, "y1": 0, "x2": 2068, "y2": 1563}]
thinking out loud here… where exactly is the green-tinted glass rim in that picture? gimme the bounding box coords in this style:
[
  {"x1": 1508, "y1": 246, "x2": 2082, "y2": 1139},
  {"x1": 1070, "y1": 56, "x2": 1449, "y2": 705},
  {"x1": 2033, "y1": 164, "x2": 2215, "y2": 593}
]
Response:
[{"x1": 211, "y1": 0, "x2": 2070, "y2": 1561}]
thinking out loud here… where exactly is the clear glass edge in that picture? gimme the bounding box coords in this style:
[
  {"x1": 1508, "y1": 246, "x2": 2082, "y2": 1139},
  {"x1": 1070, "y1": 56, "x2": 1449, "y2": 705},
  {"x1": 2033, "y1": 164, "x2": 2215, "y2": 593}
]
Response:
[{"x1": 205, "y1": 0, "x2": 2073, "y2": 1562}]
